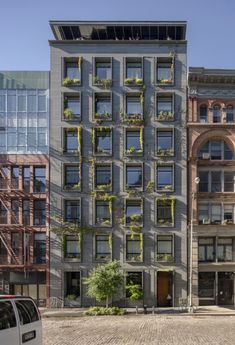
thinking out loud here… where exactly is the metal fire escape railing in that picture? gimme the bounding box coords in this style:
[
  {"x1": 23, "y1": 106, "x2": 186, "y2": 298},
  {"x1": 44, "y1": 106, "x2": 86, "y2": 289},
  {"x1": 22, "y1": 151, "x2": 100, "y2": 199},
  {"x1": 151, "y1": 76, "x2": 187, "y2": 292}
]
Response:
[{"x1": 0, "y1": 166, "x2": 29, "y2": 267}]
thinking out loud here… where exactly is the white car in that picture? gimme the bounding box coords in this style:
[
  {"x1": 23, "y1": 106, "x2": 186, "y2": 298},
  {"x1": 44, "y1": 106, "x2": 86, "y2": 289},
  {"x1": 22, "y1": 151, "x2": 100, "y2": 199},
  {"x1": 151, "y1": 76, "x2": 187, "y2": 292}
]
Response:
[{"x1": 0, "y1": 295, "x2": 42, "y2": 345}]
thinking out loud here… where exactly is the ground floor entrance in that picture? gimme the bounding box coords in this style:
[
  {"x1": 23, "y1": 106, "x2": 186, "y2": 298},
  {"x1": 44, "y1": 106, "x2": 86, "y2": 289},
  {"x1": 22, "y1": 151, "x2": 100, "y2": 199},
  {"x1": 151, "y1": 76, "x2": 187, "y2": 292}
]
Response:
[
  {"x1": 199, "y1": 271, "x2": 234, "y2": 306},
  {"x1": 157, "y1": 271, "x2": 173, "y2": 307}
]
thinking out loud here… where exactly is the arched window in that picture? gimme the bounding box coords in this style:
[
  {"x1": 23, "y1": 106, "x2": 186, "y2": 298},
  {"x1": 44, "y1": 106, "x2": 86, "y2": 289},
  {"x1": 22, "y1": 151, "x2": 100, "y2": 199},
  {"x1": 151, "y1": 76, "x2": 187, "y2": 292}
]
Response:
[
  {"x1": 226, "y1": 105, "x2": 234, "y2": 123},
  {"x1": 199, "y1": 105, "x2": 207, "y2": 123},
  {"x1": 213, "y1": 104, "x2": 221, "y2": 123},
  {"x1": 198, "y1": 140, "x2": 233, "y2": 160}
]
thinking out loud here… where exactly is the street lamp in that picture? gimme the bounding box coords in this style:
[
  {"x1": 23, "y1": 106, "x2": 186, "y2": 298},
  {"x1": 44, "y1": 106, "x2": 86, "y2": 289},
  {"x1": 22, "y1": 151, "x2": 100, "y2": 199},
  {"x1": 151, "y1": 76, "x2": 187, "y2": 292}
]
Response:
[{"x1": 188, "y1": 176, "x2": 200, "y2": 313}]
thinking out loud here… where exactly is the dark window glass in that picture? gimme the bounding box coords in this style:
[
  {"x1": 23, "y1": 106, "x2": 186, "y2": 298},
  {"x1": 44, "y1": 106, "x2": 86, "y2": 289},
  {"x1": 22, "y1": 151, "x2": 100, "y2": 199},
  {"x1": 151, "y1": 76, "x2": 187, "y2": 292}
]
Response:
[
  {"x1": 226, "y1": 105, "x2": 234, "y2": 123},
  {"x1": 126, "y1": 96, "x2": 142, "y2": 116},
  {"x1": 11, "y1": 166, "x2": 19, "y2": 189},
  {"x1": 198, "y1": 171, "x2": 209, "y2": 192},
  {"x1": 65, "y1": 62, "x2": 80, "y2": 80},
  {"x1": 198, "y1": 204, "x2": 209, "y2": 224},
  {"x1": 157, "y1": 130, "x2": 173, "y2": 151},
  {"x1": 157, "y1": 61, "x2": 172, "y2": 82},
  {"x1": 65, "y1": 272, "x2": 80, "y2": 297},
  {"x1": 23, "y1": 200, "x2": 30, "y2": 225},
  {"x1": 157, "y1": 235, "x2": 173, "y2": 261},
  {"x1": 126, "y1": 131, "x2": 141, "y2": 151},
  {"x1": 34, "y1": 233, "x2": 46, "y2": 264},
  {"x1": 224, "y1": 204, "x2": 233, "y2": 223},
  {"x1": 11, "y1": 200, "x2": 19, "y2": 224},
  {"x1": 15, "y1": 300, "x2": 39, "y2": 325},
  {"x1": 95, "y1": 235, "x2": 110, "y2": 260},
  {"x1": 199, "y1": 105, "x2": 207, "y2": 122},
  {"x1": 157, "y1": 199, "x2": 173, "y2": 225},
  {"x1": 126, "y1": 166, "x2": 142, "y2": 188},
  {"x1": 64, "y1": 166, "x2": 80, "y2": 188},
  {"x1": 211, "y1": 171, "x2": 221, "y2": 192},
  {"x1": 126, "y1": 272, "x2": 142, "y2": 297},
  {"x1": 218, "y1": 238, "x2": 233, "y2": 262},
  {"x1": 198, "y1": 140, "x2": 233, "y2": 160},
  {"x1": 95, "y1": 62, "x2": 111, "y2": 80},
  {"x1": 213, "y1": 105, "x2": 220, "y2": 123},
  {"x1": 34, "y1": 167, "x2": 46, "y2": 193},
  {"x1": 211, "y1": 141, "x2": 222, "y2": 160},
  {"x1": 95, "y1": 200, "x2": 111, "y2": 225},
  {"x1": 65, "y1": 131, "x2": 78, "y2": 153},
  {"x1": 157, "y1": 96, "x2": 173, "y2": 118},
  {"x1": 95, "y1": 166, "x2": 111, "y2": 188},
  {"x1": 126, "y1": 235, "x2": 141, "y2": 261},
  {"x1": 198, "y1": 238, "x2": 215, "y2": 262},
  {"x1": 11, "y1": 232, "x2": 20, "y2": 257},
  {"x1": 224, "y1": 142, "x2": 233, "y2": 160},
  {"x1": 0, "y1": 167, "x2": 9, "y2": 190},
  {"x1": 65, "y1": 235, "x2": 80, "y2": 259},
  {"x1": 0, "y1": 301, "x2": 16, "y2": 330},
  {"x1": 65, "y1": 200, "x2": 80, "y2": 224},
  {"x1": 126, "y1": 201, "x2": 142, "y2": 225},
  {"x1": 95, "y1": 96, "x2": 111, "y2": 116},
  {"x1": 157, "y1": 166, "x2": 173, "y2": 190},
  {"x1": 0, "y1": 202, "x2": 7, "y2": 224},
  {"x1": 33, "y1": 200, "x2": 46, "y2": 226},
  {"x1": 224, "y1": 172, "x2": 234, "y2": 192},
  {"x1": 65, "y1": 97, "x2": 80, "y2": 117},
  {"x1": 211, "y1": 204, "x2": 221, "y2": 224},
  {"x1": 95, "y1": 130, "x2": 111, "y2": 154},
  {"x1": 126, "y1": 62, "x2": 142, "y2": 79},
  {"x1": 23, "y1": 167, "x2": 30, "y2": 192},
  {"x1": 0, "y1": 238, "x2": 7, "y2": 257},
  {"x1": 198, "y1": 272, "x2": 215, "y2": 299}
]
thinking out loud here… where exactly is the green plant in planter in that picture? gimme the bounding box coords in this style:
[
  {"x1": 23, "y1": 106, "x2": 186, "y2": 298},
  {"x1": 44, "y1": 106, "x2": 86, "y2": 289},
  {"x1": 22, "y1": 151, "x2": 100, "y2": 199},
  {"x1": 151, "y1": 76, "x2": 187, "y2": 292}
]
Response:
[
  {"x1": 157, "y1": 253, "x2": 173, "y2": 262},
  {"x1": 96, "y1": 183, "x2": 111, "y2": 191},
  {"x1": 102, "y1": 219, "x2": 111, "y2": 225},
  {"x1": 64, "y1": 108, "x2": 74, "y2": 119},
  {"x1": 124, "y1": 77, "x2": 143, "y2": 85},
  {"x1": 163, "y1": 185, "x2": 173, "y2": 191},
  {"x1": 126, "y1": 284, "x2": 143, "y2": 302},
  {"x1": 63, "y1": 77, "x2": 80, "y2": 86},
  {"x1": 67, "y1": 294, "x2": 77, "y2": 301},
  {"x1": 130, "y1": 214, "x2": 142, "y2": 224},
  {"x1": 126, "y1": 147, "x2": 142, "y2": 155},
  {"x1": 159, "y1": 78, "x2": 173, "y2": 84},
  {"x1": 95, "y1": 112, "x2": 111, "y2": 119},
  {"x1": 94, "y1": 76, "x2": 112, "y2": 89}
]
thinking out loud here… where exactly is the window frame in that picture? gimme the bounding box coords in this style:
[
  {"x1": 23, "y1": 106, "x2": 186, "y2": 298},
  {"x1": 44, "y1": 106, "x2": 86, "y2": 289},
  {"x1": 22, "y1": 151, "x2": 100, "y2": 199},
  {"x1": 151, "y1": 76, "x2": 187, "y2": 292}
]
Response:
[
  {"x1": 156, "y1": 163, "x2": 174, "y2": 192},
  {"x1": 93, "y1": 233, "x2": 112, "y2": 262},
  {"x1": 155, "y1": 92, "x2": 175, "y2": 121},
  {"x1": 63, "y1": 92, "x2": 81, "y2": 122},
  {"x1": 94, "y1": 198, "x2": 112, "y2": 227},
  {"x1": 64, "y1": 234, "x2": 81, "y2": 261},
  {"x1": 63, "y1": 198, "x2": 81, "y2": 225},
  {"x1": 156, "y1": 198, "x2": 175, "y2": 227},
  {"x1": 124, "y1": 57, "x2": 143, "y2": 86},
  {"x1": 155, "y1": 57, "x2": 174, "y2": 86},
  {"x1": 93, "y1": 57, "x2": 112, "y2": 87},
  {"x1": 63, "y1": 128, "x2": 81, "y2": 156},
  {"x1": 125, "y1": 234, "x2": 143, "y2": 262},
  {"x1": 93, "y1": 92, "x2": 112, "y2": 122},
  {"x1": 155, "y1": 234, "x2": 174, "y2": 262},
  {"x1": 93, "y1": 127, "x2": 112, "y2": 156},
  {"x1": 155, "y1": 128, "x2": 175, "y2": 157},
  {"x1": 63, "y1": 163, "x2": 81, "y2": 192},
  {"x1": 125, "y1": 127, "x2": 143, "y2": 156},
  {"x1": 125, "y1": 198, "x2": 143, "y2": 227},
  {"x1": 125, "y1": 163, "x2": 144, "y2": 191},
  {"x1": 63, "y1": 58, "x2": 82, "y2": 86},
  {"x1": 94, "y1": 162, "x2": 112, "y2": 192}
]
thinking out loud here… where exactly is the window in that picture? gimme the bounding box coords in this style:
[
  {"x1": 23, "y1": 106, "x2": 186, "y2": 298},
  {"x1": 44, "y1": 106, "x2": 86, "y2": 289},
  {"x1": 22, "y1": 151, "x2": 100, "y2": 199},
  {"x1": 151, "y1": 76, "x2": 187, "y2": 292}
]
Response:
[
  {"x1": 64, "y1": 130, "x2": 79, "y2": 154},
  {"x1": 33, "y1": 200, "x2": 46, "y2": 226},
  {"x1": 211, "y1": 204, "x2": 221, "y2": 224},
  {"x1": 226, "y1": 105, "x2": 234, "y2": 123},
  {"x1": 126, "y1": 129, "x2": 142, "y2": 155},
  {"x1": 218, "y1": 238, "x2": 233, "y2": 262},
  {"x1": 198, "y1": 171, "x2": 209, "y2": 192},
  {"x1": 199, "y1": 105, "x2": 208, "y2": 123},
  {"x1": 157, "y1": 199, "x2": 175, "y2": 226},
  {"x1": 64, "y1": 200, "x2": 80, "y2": 224},
  {"x1": 126, "y1": 235, "x2": 142, "y2": 261},
  {"x1": 64, "y1": 235, "x2": 80, "y2": 259},
  {"x1": 0, "y1": 238, "x2": 7, "y2": 257},
  {"x1": 0, "y1": 202, "x2": 7, "y2": 224},
  {"x1": 0, "y1": 301, "x2": 17, "y2": 330},
  {"x1": 95, "y1": 234, "x2": 111, "y2": 260},
  {"x1": 126, "y1": 272, "x2": 142, "y2": 297},
  {"x1": 64, "y1": 165, "x2": 80, "y2": 190},
  {"x1": 198, "y1": 238, "x2": 215, "y2": 262},
  {"x1": 126, "y1": 165, "x2": 142, "y2": 189},
  {"x1": 0, "y1": 167, "x2": 9, "y2": 190},
  {"x1": 15, "y1": 300, "x2": 39, "y2": 325},
  {"x1": 224, "y1": 204, "x2": 234, "y2": 224},
  {"x1": 34, "y1": 167, "x2": 46, "y2": 193},
  {"x1": 198, "y1": 272, "x2": 215, "y2": 299},
  {"x1": 95, "y1": 165, "x2": 111, "y2": 190},
  {"x1": 213, "y1": 105, "x2": 221, "y2": 123},
  {"x1": 125, "y1": 59, "x2": 142, "y2": 85},
  {"x1": 198, "y1": 140, "x2": 233, "y2": 160},
  {"x1": 156, "y1": 58, "x2": 173, "y2": 84},
  {"x1": 94, "y1": 59, "x2": 112, "y2": 84},
  {"x1": 34, "y1": 233, "x2": 46, "y2": 264},
  {"x1": 23, "y1": 200, "x2": 30, "y2": 225},
  {"x1": 156, "y1": 94, "x2": 174, "y2": 121},
  {"x1": 64, "y1": 62, "x2": 81, "y2": 83},
  {"x1": 64, "y1": 96, "x2": 81, "y2": 120},
  {"x1": 198, "y1": 204, "x2": 209, "y2": 224},
  {"x1": 211, "y1": 171, "x2": 221, "y2": 192},
  {"x1": 11, "y1": 200, "x2": 19, "y2": 224},
  {"x1": 156, "y1": 165, "x2": 173, "y2": 191},
  {"x1": 95, "y1": 200, "x2": 111, "y2": 226},
  {"x1": 198, "y1": 203, "x2": 234, "y2": 225},
  {"x1": 156, "y1": 130, "x2": 174, "y2": 156},
  {"x1": 11, "y1": 166, "x2": 19, "y2": 189},
  {"x1": 94, "y1": 128, "x2": 111, "y2": 155},
  {"x1": 198, "y1": 170, "x2": 234, "y2": 193},
  {"x1": 126, "y1": 200, "x2": 143, "y2": 226},
  {"x1": 126, "y1": 95, "x2": 142, "y2": 117},
  {"x1": 224, "y1": 172, "x2": 234, "y2": 192},
  {"x1": 95, "y1": 94, "x2": 112, "y2": 120},
  {"x1": 23, "y1": 166, "x2": 30, "y2": 192},
  {"x1": 11, "y1": 232, "x2": 20, "y2": 257},
  {"x1": 65, "y1": 272, "x2": 80, "y2": 298},
  {"x1": 156, "y1": 235, "x2": 173, "y2": 262}
]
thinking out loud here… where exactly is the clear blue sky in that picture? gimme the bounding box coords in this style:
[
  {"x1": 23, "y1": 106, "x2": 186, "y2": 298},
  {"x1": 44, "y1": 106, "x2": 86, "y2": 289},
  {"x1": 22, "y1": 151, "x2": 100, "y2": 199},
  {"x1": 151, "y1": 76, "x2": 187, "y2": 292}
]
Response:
[{"x1": 1, "y1": 0, "x2": 235, "y2": 71}]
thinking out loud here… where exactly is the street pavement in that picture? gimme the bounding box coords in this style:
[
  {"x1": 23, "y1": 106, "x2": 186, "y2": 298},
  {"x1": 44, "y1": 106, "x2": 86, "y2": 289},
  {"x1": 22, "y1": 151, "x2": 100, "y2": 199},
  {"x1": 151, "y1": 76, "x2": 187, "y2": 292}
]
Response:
[{"x1": 43, "y1": 314, "x2": 235, "y2": 345}]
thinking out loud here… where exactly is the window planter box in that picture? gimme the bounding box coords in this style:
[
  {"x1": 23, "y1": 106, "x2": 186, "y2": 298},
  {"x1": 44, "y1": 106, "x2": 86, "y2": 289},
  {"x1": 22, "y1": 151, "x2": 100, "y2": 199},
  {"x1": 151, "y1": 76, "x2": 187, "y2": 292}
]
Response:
[
  {"x1": 63, "y1": 78, "x2": 80, "y2": 86},
  {"x1": 126, "y1": 147, "x2": 143, "y2": 155},
  {"x1": 64, "y1": 183, "x2": 81, "y2": 191},
  {"x1": 156, "y1": 111, "x2": 174, "y2": 121},
  {"x1": 124, "y1": 77, "x2": 143, "y2": 86},
  {"x1": 94, "y1": 77, "x2": 112, "y2": 88},
  {"x1": 156, "y1": 254, "x2": 173, "y2": 262},
  {"x1": 156, "y1": 148, "x2": 174, "y2": 157},
  {"x1": 95, "y1": 112, "x2": 112, "y2": 120}
]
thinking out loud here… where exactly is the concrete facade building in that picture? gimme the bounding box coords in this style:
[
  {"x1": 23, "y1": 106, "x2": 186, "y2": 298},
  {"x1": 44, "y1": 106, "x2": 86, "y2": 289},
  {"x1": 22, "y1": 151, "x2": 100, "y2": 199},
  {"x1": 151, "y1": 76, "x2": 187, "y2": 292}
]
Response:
[
  {"x1": 0, "y1": 71, "x2": 50, "y2": 306},
  {"x1": 49, "y1": 21, "x2": 188, "y2": 307},
  {"x1": 188, "y1": 67, "x2": 235, "y2": 306}
]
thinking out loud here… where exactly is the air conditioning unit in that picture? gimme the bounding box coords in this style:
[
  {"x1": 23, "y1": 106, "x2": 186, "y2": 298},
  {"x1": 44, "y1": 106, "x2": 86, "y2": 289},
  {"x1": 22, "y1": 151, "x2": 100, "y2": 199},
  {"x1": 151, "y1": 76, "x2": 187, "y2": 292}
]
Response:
[
  {"x1": 202, "y1": 153, "x2": 210, "y2": 159},
  {"x1": 200, "y1": 119, "x2": 206, "y2": 123},
  {"x1": 203, "y1": 218, "x2": 210, "y2": 225}
]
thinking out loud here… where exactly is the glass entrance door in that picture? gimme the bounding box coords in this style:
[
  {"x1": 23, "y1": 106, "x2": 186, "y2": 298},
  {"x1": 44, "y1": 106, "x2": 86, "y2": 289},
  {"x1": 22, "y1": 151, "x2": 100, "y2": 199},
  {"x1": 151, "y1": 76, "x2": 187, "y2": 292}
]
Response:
[{"x1": 218, "y1": 272, "x2": 234, "y2": 305}]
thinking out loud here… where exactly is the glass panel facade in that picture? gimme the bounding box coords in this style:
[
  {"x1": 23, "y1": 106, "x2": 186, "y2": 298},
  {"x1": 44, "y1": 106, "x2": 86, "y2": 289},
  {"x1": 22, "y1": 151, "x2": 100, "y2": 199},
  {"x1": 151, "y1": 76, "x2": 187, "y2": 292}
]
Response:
[
  {"x1": 95, "y1": 235, "x2": 110, "y2": 260},
  {"x1": 0, "y1": 90, "x2": 49, "y2": 153},
  {"x1": 126, "y1": 165, "x2": 142, "y2": 188},
  {"x1": 157, "y1": 165, "x2": 173, "y2": 190}
]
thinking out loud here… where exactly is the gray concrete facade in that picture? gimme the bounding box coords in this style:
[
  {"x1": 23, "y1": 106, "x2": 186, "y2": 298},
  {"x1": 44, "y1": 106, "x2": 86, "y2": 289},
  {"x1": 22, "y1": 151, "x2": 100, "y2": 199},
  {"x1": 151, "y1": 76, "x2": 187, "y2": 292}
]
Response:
[{"x1": 49, "y1": 21, "x2": 188, "y2": 307}]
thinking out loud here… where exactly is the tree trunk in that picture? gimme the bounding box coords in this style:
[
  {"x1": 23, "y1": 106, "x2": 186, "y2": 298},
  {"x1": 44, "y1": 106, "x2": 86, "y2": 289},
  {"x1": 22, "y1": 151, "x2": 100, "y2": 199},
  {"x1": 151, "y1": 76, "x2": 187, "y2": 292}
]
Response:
[{"x1": 106, "y1": 296, "x2": 109, "y2": 308}]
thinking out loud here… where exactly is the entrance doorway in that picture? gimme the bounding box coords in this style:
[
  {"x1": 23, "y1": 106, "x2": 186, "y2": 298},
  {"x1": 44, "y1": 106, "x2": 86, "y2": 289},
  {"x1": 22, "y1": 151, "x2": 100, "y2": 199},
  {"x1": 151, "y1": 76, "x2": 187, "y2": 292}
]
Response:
[
  {"x1": 218, "y1": 272, "x2": 234, "y2": 305},
  {"x1": 157, "y1": 271, "x2": 173, "y2": 307}
]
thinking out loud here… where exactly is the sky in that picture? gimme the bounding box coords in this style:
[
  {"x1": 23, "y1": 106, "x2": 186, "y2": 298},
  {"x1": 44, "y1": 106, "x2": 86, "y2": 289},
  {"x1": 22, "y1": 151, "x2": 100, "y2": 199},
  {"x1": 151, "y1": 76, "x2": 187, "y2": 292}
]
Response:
[{"x1": 1, "y1": 0, "x2": 235, "y2": 71}]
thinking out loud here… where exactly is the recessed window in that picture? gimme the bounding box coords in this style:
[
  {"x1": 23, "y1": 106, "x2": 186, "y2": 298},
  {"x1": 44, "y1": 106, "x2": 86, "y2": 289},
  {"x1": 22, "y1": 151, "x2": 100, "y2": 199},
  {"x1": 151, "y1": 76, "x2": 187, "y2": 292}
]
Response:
[
  {"x1": 64, "y1": 96, "x2": 81, "y2": 120},
  {"x1": 126, "y1": 235, "x2": 142, "y2": 262},
  {"x1": 64, "y1": 129, "x2": 80, "y2": 154},
  {"x1": 198, "y1": 171, "x2": 235, "y2": 193},
  {"x1": 11, "y1": 200, "x2": 19, "y2": 224},
  {"x1": 63, "y1": 60, "x2": 81, "y2": 86},
  {"x1": 199, "y1": 105, "x2": 208, "y2": 123},
  {"x1": 156, "y1": 165, "x2": 173, "y2": 191},
  {"x1": 198, "y1": 203, "x2": 235, "y2": 225},
  {"x1": 33, "y1": 200, "x2": 46, "y2": 226},
  {"x1": 95, "y1": 200, "x2": 111, "y2": 226},
  {"x1": 126, "y1": 129, "x2": 143, "y2": 155},
  {"x1": 65, "y1": 272, "x2": 80, "y2": 298},
  {"x1": 213, "y1": 104, "x2": 221, "y2": 123},
  {"x1": 156, "y1": 130, "x2": 174, "y2": 156},
  {"x1": 126, "y1": 165, "x2": 142, "y2": 189},
  {"x1": 23, "y1": 167, "x2": 30, "y2": 192},
  {"x1": 198, "y1": 140, "x2": 233, "y2": 160},
  {"x1": 64, "y1": 235, "x2": 81, "y2": 259},
  {"x1": 34, "y1": 167, "x2": 46, "y2": 193},
  {"x1": 156, "y1": 58, "x2": 173, "y2": 85},
  {"x1": 198, "y1": 238, "x2": 215, "y2": 262},
  {"x1": 64, "y1": 200, "x2": 80, "y2": 224},
  {"x1": 224, "y1": 172, "x2": 235, "y2": 192},
  {"x1": 94, "y1": 128, "x2": 111, "y2": 155},
  {"x1": 64, "y1": 165, "x2": 80, "y2": 190},
  {"x1": 126, "y1": 95, "x2": 142, "y2": 118},
  {"x1": 156, "y1": 235, "x2": 173, "y2": 262},
  {"x1": 11, "y1": 166, "x2": 19, "y2": 189},
  {"x1": 95, "y1": 165, "x2": 111, "y2": 191},
  {"x1": 126, "y1": 272, "x2": 143, "y2": 297},
  {"x1": 226, "y1": 105, "x2": 234, "y2": 123},
  {"x1": 23, "y1": 200, "x2": 30, "y2": 225},
  {"x1": 0, "y1": 167, "x2": 9, "y2": 190},
  {"x1": 125, "y1": 58, "x2": 143, "y2": 85},
  {"x1": 156, "y1": 94, "x2": 174, "y2": 121},
  {"x1": 94, "y1": 58, "x2": 112, "y2": 87},
  {"x1": 218, "y1": 238, "x2": 233, "y2": 262},
  {"x1": 95, "y1": 234, "x2": 111, "y2": 260},
  {"x1": 0, "y1": 202, "x2": 7, "y2": 224},
  {"x1": 126, "y1": 200, "x2": 143, "y2": 226},
  {"x1": 157, "y1": 199, "x2": 175, "y2": 226},
  {"x1": 34, "y1": 233, "x2": 46, "y2": 264},
  {"x1": 11, "y1": 232, "x2": 20, "y2": 257},
  {"x1": 95, "y1": 94, "x2": 112, "y2": 120}
]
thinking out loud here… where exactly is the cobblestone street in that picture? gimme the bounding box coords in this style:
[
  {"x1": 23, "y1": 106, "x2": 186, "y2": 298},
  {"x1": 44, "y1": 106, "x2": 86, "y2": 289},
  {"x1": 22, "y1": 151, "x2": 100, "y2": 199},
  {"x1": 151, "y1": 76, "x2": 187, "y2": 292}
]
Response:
[{"x1": 43, "y1": 315, "x2": 235, "y2": 345}]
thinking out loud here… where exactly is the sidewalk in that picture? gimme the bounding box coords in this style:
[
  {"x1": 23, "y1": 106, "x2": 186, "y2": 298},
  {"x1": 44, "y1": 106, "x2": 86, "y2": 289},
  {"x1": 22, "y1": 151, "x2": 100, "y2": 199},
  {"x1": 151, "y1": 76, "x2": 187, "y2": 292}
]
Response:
[{"x1": 41, "y1": 305, "x2": 235, "y2": 318}]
